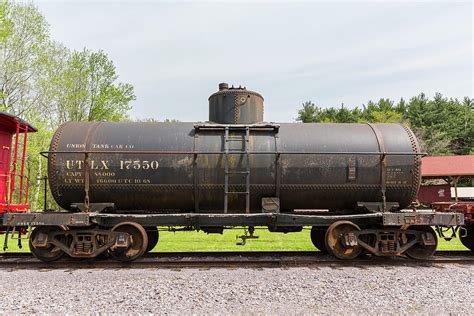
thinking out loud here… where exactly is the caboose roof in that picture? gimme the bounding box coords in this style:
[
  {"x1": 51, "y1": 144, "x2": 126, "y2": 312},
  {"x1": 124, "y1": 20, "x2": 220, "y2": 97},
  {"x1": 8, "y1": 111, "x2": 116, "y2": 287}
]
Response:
[
  {"x1": 421, "y1": 155, "x2": 474, "y2": 178},
  {"x1": 0, "y1": 111, "x2": 37, "y2": 133}
]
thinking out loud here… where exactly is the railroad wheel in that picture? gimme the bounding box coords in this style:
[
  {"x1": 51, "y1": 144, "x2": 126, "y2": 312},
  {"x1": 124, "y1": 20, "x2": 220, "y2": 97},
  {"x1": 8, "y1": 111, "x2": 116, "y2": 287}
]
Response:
[
  {"x1": 29, "y1": 226, "x2": 65, "y2": 262},
  {"x1": 110, "y1": 222, "x2": 148, "y2": 262},
  {"x1": 404, "y1": 226, "x2": 438, "y2": 260},
  {"x1": 325, "y1": 221, "x2": 363, "y2": 260},
  {"x1": 310, "y1": 227, "x2": 328, "y2": 253},
  {"x1": 460, "y1": 225, "x2": 474, "y2": 251},
  {"x1": 145, "y1": 227, "x2": 159, "y2": 253}
]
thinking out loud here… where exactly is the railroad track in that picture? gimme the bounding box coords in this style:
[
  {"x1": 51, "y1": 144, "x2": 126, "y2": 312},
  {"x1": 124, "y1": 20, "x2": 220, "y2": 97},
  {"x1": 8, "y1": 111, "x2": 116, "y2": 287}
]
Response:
[{"x1": 0, "y1": 251, "x2": 472, "y2": 269}]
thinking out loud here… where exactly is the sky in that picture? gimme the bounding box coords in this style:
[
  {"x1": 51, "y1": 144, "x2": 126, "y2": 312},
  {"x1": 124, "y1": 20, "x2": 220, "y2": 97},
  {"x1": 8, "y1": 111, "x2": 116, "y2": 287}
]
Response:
[{"x1": 36, "y1": 1, "x2": 473, "y2": 122}]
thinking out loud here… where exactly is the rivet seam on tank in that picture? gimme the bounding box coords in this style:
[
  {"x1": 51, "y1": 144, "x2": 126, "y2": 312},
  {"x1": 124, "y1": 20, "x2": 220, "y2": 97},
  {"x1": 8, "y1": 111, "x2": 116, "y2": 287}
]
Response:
[
  {"x1": 402, "y1": 124, "x2": 421, "y2": 204},
  {"x1": 234, "y1": 95, "x2": 239, "y2": 124},
  {"x1": 232, "y1": 94, "x2": 249, "y2": 123},
  {"x1": 50, "y1": 123, "x2": 66, "y2": 199}
]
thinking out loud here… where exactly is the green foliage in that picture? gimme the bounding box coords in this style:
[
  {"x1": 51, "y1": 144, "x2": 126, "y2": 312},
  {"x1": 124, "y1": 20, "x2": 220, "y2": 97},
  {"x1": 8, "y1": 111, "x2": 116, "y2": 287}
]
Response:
[
  {"x1": 364, "y1": 111, "x2": 403, "y2": 123},
  {"x1": 0, "y1": 0, "x2": 8, "y2": 101},
  {"x1": 1, "y1": 2, "x2": 135, "y2": 123},
  {"x1": 0, "y1": 2, "x2": 50, "y2": 116},
  {"x1": 0, "y1": 1, "x2": 12, "y2": 43},
  {"x1": 297, "y1": 101, "x2": 361, "y2": 123},
  {"x1": 0, "y1": 2, "x2": 135, "y2": 210},
  {"x1": 48, "y1": 48, "x2": 135, "y2": 123},
  {"x1": 297, "y1": 94, "x2": 473, "y2": 155},
  {"x1": 406, "y1": 93, "x2": 473, "y2": 155},
  {"x1": 297, "y1": 101, "x2": 319, "y2": 122}
]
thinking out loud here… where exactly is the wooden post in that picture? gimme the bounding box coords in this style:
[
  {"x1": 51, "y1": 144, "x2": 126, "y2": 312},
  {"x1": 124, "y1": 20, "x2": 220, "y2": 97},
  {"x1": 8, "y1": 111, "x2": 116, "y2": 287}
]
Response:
[{"x1": 453, "y1": 176, "x2": 459, "y2": 202}]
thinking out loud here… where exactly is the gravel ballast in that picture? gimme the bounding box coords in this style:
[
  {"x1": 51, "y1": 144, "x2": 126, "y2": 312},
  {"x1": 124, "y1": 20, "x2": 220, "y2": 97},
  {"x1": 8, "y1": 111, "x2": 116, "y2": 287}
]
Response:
[{"x1": 0, "y1": 265, "x2": 472, "y2": 314}]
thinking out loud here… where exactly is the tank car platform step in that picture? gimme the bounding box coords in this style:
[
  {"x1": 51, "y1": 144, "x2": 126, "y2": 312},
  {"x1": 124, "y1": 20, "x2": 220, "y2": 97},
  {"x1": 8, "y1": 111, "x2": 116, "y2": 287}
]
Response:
[
  {"x1": 194, "y1": 123, "x2": 280, "y2": 130},
  {"x1": 225, "y1": 191, "x2": 250, "y2": 194}
]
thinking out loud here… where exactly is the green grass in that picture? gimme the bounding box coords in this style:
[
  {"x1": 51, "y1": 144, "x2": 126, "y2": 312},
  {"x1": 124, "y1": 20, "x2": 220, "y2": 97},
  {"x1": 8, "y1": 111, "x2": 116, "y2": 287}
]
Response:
[
  {"x1": 0, "y1": 227, "x2": 469, "y2": 253},
  {"x1": 434, "y1": 235, "x2": 468, "y2": 251}
]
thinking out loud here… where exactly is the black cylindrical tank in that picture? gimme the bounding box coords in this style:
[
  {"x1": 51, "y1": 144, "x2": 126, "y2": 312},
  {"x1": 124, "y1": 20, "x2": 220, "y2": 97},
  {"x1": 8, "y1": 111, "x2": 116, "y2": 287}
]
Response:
[
  {"x1": 48, "y1": 121, "x2": 421, "y2": 213},
  {"x1": 209, "y1": 83, "x2": 264, "y2": 124}
]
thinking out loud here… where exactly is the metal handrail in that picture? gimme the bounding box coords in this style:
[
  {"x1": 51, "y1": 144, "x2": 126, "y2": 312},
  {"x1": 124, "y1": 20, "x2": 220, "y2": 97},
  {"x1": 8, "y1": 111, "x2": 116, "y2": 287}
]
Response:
[
  {"x1": 40, "y1": 150, "x2": 427, "y2": 158},
  {"x1": 0, "y1": 172, "x2": 30, "y2": 205}
]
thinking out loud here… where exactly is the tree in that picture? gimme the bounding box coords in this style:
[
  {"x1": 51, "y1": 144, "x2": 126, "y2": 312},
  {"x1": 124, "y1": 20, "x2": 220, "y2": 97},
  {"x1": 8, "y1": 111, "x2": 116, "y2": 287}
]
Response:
[
  {"x1": 296, "y1": 93, "x2": 473, "y2": 155},
  {"x1": 50, "y1": 49, "x2": 135, "y2": 124},
  {"x1": 34, "y1": 40, "x2": 70, "y2": 123},
  {"x1": 296, "y1": 102, "x2": 361, "y2": 123},
  {"x1": 395, "y1": 98, "x2": 407, "y2": 115},
  {"x1": 0, "y1": 2, "x2": 50, "y2": 116},
  {"x1": 358, "y1": 98, "x2": 405, "y2": 123},
  {"x1": 333, "y1": 104, "x2": 359, "y2": 123},
  {"x1": 0, "y1": 1, "x2": 12, "y2": 43},
  {"x1": 360, "y1": 110, "x2": 403, "y2": 123},
  {"x1": 0, "y1": 0, "x2": 11, "y2": 101},
  {"x1": 0, "y1": 2, "x2": 136, "y2": 210},
  {"x1": 296, "y1": 101, "x2": 319, "y2": 122},
  {"x1": 406, "y1": 93, "x2": 473, "y2": 155}
]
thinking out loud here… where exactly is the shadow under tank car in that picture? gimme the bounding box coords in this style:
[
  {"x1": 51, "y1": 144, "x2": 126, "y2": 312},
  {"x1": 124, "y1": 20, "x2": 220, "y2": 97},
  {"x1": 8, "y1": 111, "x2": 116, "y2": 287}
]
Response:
[{"x1": 4, "y1": 83, "x2": 464, "y2": 261}]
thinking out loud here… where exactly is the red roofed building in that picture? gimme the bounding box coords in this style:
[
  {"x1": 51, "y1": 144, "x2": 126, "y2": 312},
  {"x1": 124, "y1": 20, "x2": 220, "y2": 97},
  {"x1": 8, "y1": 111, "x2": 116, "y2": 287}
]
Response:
[
  {"x1": 418, "y1": 155, "x2": 474, "y2": 205},
  {"x1": 421, "y1": 155, "x2": 474, "y2": 178}
]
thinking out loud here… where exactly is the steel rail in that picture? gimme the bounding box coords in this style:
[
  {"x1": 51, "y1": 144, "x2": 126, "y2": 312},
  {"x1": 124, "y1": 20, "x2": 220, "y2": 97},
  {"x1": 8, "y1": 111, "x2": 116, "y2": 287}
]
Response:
[
  {"x1": 1, "y1": 250, "x2": 471, "y2": 258},
  {"x1": 0, "y1": 251, "x2": 472, "y2": 269}
]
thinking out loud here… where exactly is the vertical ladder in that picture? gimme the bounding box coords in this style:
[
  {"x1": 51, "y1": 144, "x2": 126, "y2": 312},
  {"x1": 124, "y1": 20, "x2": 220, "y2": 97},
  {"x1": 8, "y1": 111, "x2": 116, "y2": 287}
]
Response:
[{"x1": 224, "y1": 126, "x2": 250, "y2": 213}]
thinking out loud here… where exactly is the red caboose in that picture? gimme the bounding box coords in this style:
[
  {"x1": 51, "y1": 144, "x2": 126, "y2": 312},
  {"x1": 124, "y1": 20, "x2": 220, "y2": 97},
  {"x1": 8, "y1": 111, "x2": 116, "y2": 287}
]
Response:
[{"x1": 0, "y1": 112, "x2": 37, "y2": 216}]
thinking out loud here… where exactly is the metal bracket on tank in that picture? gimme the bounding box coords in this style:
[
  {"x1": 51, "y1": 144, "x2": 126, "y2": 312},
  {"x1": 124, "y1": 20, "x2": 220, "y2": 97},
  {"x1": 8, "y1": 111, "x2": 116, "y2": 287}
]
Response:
[
  {"x1": 83, "y1": 152, "x2": 91, "y2": 211},
  {"x1": 357, "y1": 202, "x2": 399, "y2": 213},
  {"x1": 262, "y1": 197, "x2": 280, "y2": 213},
  {"x1": 193, "y1": 128, "x2": 200, "y2": 212},
  {"x1": 70, "y1": 203, "x2": 115, "y2": 213},
  {"x1": 274, "y1": 129, "x2": 281, "y2": 199},
  {"x1": 366, "y1": 123, "x2": 388, "y2": 211}
]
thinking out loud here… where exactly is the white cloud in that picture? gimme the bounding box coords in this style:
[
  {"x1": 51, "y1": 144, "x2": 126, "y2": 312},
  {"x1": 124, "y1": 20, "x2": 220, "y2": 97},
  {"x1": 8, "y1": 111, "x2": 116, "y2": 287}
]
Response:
[{"x1": 36, "y1": 1, "x2": 472, "y2": 122}]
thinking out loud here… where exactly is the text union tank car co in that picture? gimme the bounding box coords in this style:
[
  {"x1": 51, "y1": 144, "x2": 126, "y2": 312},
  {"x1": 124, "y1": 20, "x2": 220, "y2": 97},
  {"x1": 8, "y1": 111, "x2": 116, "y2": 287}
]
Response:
[{"x1": 1, "y1": 83, "x2": 465, "y2": 262}]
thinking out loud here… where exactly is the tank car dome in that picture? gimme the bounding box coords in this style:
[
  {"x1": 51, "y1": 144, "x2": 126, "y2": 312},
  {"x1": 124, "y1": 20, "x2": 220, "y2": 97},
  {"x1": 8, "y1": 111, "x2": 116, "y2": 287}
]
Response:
[{"x1": 208, "y1": 83, "x2": 264, "y2": 124}]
